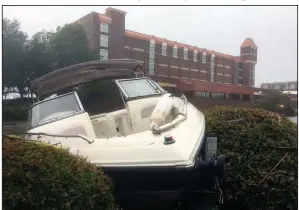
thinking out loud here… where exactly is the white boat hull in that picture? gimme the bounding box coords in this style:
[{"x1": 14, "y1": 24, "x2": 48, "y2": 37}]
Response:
[{"x1": 28, "y1": 102, "x2": 206, "y2": 168}]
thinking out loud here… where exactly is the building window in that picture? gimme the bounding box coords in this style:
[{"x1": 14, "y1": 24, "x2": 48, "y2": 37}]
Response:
[
  {"x1": 100, "y1": 23, "x2": 109, "y2": 33},
  {"x1": 196, "y1": 91, "x2": 209, "y2": 98},
  {"x1": 100, "y1": 35, "x2": 109, "y2": 48},
  {"x1": 149, "y1": 41, "x2": 155, "y2": 51},
  {"x1": 210, "y1": 53, "x2": 215, "y2": 82},
  {"x1": 212, "y1": 92, "x2": 225, "y2": 99},
  {"x1": 173, "y1": 45, "x2": 178, "y2": 58},
  {"x1": 149, "y1": 39, "x2": 155, "y2": 75},
  {"x1": 132, "y1": 48, "x2": 144, "y2": 52},
  {"x1": 252, "y1": 66, "x2": 255, "y2": 86},
  {"x1": 239, "y1": 62, "x2": 244, "y2": 69},
  {"x1": 239, "y1": 68, "x2": 243, "y2": 77},
  {"x1": 100, "y1": 49, "x2": 108, "y2": 60},
  {"x1": 149, "y1": 63, "x2": 155, "y2": 75},
  {"x1": 238, "y1": 77, "x2": 243, "y2": 85},
  {"x1": 193, "y1": 50, "x2": 197, "y2": 62},
  {"x1": 202, "y1": 52, "x2": 206, "y2": 64},
  {"x1": 183, "y1": 47, "x2": 188, "y2": 60},
  {"x1": 162, "y1": 42, "x2": 167, "y2": 56},
  {"x1": 227, "y1": 93, "x2": 240, "y2": 100},
  {"x1": 149, "y1": 51, "x2": 155, "y2": 63}
]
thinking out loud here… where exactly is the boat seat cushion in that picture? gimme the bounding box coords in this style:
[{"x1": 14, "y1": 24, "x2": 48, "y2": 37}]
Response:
[
  {"x1": 91, "y1": 116, "x2": 118, "y2": 138},
  {"x1": 127, "y1": 97, "x2": 161, "y2": 133},
  {"x1": 106, "y1": 109, "x2": 133, "y2": 136}
]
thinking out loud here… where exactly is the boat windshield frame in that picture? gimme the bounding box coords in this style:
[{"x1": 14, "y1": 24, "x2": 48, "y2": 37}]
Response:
[
  {"x1": 115, "y1": 77, "x2": 165, "y2": 101},
  {"x1": 28, "y1": 92, "x2": 85, "y2": 129}
]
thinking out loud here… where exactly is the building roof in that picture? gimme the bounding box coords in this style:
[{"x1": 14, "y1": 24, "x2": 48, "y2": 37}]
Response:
[
  {"x1": 241, "y1": 38, "x2": 257, "y2": 48},
  {"x1": 150, "y1": 75, "x2": 261, "y2": 94},
  {"x1": 125, "y1": 30, "x2": 238, "y2": 60},
  {"x1": 105, "y1": 7, "x2": 127, "y2": 15},
  {"x1": 98, "y1": 14, "x2": 112, "y2": 24},
  {"x1": 74, "y1": 12, "x2": 112, "y2": 25}
]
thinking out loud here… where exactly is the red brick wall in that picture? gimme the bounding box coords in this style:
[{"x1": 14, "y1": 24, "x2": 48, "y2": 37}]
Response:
[
  {"x1": 105, "y1": 9, "x2": 126, "y2": 59},
  {"x1": 76, "y1": 13, "x2": 97, "y2": 51}
]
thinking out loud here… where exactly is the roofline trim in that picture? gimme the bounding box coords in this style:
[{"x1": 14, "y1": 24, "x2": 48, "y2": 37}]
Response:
[{"x1": 125, "y1": 29, "x2": 240, "y2": 60}]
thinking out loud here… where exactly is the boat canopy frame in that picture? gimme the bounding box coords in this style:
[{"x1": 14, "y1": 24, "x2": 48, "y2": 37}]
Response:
[{"x1": 30, "y1": 59, "x2": 146, "y2": 99}]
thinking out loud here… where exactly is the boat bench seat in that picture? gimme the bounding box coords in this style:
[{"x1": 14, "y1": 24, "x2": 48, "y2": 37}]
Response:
[
  {"x1": 90, "y1": 109, "x2": 133, "y2": 138},
  {"x1": 91, "y1": 115, "x2": 118, "y2": 138},
  {"x1": 127, "y1": 97, "x2": 161, "y2": 134}
]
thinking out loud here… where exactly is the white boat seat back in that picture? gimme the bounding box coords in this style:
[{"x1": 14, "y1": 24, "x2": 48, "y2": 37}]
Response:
[
  {"x1": 91, "y1": 115, "x2": 118, "y2": 138},
  {"x1": 126, "y1": 97, "x2": 161, "y2": 133},
  {"x1": 90, "y1": 109, "x2": 133, "y2": 138},
  {"x1": 107, "y1": 109, "x2": 133, "y2": 136},
  {"x1": 29, "y1": 112, "x2": 97, "y2": 139}
]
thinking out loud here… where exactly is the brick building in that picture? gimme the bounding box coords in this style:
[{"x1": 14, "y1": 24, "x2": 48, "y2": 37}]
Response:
[
  {"x1": 75, "y1": 7, "x2": 261, "y2": 101},
  {"x1": 261, "y1": 81, "x2": 297, "y2": 91}
]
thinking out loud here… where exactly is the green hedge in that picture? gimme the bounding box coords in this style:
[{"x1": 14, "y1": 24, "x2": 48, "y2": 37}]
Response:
[
  {"x1": 205, "y1": 107, "x2": 297, "y2": 209},
  {"x1": 3, "y1": 98, "x2": 31, "y2": 121},
  {"x1": 3, "y1": 98, "x2": 32, "y2": 106},
  {"x1": 3, "y1": 136, "x2": 118, "y2": 210},
  {"x1": 3, "y1": 105, "x2": 29, "y2": 121}
]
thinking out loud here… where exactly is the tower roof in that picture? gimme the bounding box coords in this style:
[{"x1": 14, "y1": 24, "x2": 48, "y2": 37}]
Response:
[
  {"x1": 105, "y1": 7, "x2": 127, "y2": 15},
  {"x1": 241, "y1": 38, "x2": 257, "y2": 48}
]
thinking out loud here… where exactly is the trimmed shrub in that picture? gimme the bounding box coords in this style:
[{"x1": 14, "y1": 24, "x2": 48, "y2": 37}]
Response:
[
  {"x1": 3, "y1": 136, "x2": 118, "y2": 210},
  {"x1": 3, "y1": 105, "x2": 29, "y2": 121},
  {"x1": 3, "y1": 98, "x2": 31, "y2": 121},
  {"x1": 205, "y1": 107, "x2": 297, "y2": 209},
  {"x1": 3, "y1": 98, "x2": 32, "y2": 107}
]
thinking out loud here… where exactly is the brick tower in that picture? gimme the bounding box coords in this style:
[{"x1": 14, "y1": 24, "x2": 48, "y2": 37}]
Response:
[{"x1": 240, "y1": 38, "x2": 257, "y2": 87}]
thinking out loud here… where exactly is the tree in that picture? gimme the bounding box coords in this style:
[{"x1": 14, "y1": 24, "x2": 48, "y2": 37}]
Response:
[
  {"x1": 22, "y1": 30, "x2": 54, "y2": 92},
  {"x1": 3, "y1": 19, "x2": 98, "y2": 99},
  {"x1": 254, "y1": 89, "x2": 294, "y2": 116},
  {"x1": 49, "y1": 23, "x2": 97, "y2": 70},
  {"x1": 3, "y1": 18, "x2": 28, "y2": 96}
]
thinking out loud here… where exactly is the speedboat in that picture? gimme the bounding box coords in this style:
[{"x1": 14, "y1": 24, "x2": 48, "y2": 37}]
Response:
[{"x1": 26, "y1": 59, "x2": 227, "y2": 209}]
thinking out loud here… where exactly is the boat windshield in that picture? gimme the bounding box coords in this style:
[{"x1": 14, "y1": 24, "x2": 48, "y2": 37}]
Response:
[
  {"x1": 115, "y1": 78, "x2": 163, "y2": 100},
  {"x1": 29, "y1": 92, "x2": 83, "y2": 128}
]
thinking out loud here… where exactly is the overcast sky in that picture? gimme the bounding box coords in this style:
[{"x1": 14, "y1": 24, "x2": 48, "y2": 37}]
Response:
[{"x1": 3, "y1": 6, "x2": 297, "y2": 87}]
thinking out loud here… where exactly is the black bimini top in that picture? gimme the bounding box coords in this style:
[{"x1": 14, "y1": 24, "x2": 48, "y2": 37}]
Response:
[{"x1": 30, "y1": 59, "x2": 144, "y2": 97}]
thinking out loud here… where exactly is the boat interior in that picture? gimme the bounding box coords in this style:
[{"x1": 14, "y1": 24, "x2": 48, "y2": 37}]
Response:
[
  {"x1": 29, "y1": 78, "x2": 183, "y2": 139},
  {"x1": 88, "y1": 96, "x2": 176, "y2": 138}
]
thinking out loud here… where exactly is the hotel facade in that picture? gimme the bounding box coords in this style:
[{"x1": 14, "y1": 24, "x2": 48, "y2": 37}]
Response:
[{"x1": 75, "y1": 7, "x2": 261, "y2": 100}]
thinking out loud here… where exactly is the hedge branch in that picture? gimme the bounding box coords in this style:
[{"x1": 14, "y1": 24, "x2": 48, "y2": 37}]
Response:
[
  {"x1": 3, "y1": 134, "x2": 40, "y2": 142},
  {"x1": 274, "y1": 147, "x2": 298, "y2": 152},
  {"x1": 258, "y1": 152, "x2": 291, "y2": 186}
]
